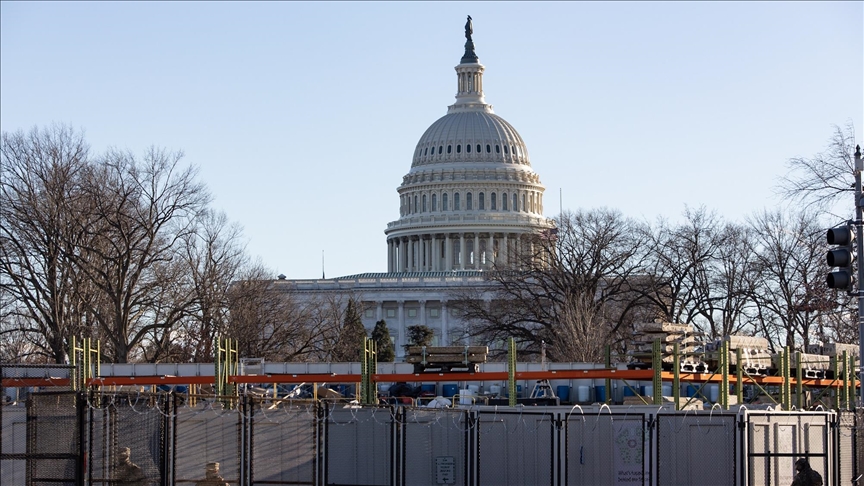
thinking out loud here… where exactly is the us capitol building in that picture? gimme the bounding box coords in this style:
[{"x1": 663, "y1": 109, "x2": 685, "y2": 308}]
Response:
[{"x1": 276, "y1": 19, "x2": 555, "y2": 357}]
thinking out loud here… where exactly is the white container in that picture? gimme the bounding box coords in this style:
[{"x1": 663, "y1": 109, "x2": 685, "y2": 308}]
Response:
[
  {"x1": 643, "y1": 384, "x2": 654, "y2": 397},
  {"x1": 661, "y1": 384, "x2": 672, "y2": 397},
  {"x1": 577, "y1": 386, "x2": 590, "y2": 403},
  {"x1": 468, "y1": 385, "x2": 480, "y2": 394},
  {"x1": 489, "y1": 385, "x2": 501, "y2": 396},
  {"x1": 459, "y1": 389, "x2": 473, "y2": 405}
]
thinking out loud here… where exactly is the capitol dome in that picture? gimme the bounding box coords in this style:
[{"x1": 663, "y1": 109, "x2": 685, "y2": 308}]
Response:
[{"x1": 384, "y1": 19, "x2": 554, "y2": 273}]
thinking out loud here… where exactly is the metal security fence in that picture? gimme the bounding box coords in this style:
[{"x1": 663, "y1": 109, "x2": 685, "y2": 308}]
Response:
[
  {"x1": 28, "y1": 391, "x2": 85, "y2": 486},
  {"x1": 2, "y1": 391, "x2": 857, "y2": 486},
  {"x1": 400, "y1": 408, "x2": 471, "y2": 486},
  {"x1": 86, "y1": 392, "x2": 167, "y2": 485},
  {"x1": 744, "y1": 411, "x2": 832, "y2": 486},
  {"x1": 655, "y1": 412, "x2": 736, "y2": 486},
  {"x1": 836, "y1": 411, "x2": 856, "y2": 486},
  {"x1": 563, "y1": 410, "x2": 647, "y2": 486},
  {"x1": 249, "y1": 399, "x2": 317, "y2": 485},
  {"x1": 323, "y1": 404, "x2": 395, "y2": 486}
]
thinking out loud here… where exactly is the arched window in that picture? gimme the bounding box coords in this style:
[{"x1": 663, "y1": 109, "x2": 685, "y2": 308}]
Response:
[
  {"x1": 521, "y1": 194, "x2": 526, "y2": 212},
  {"x1": 466, "y1": 192, "x2": 473, "y2": 210},
  {"x1": 454, "y1": 193, "x2": 461, "y2": 210},
  {"x1": 466, "y1": 144, "x2": 471, "y2": 153},
  {"x1": 479, "y1": 192, "x2": 485, "y2": 210},
  {"x1": 512, "y1": 194, "x2": 518, "y2": 211},
  {"x1": 477, "y1": 144, "x2": 482, "y2": 153},
  {"x1": 442, "y1": 193, "x2": 449, "y2": 211},
  {"x1": 502, "y1": 192, "x2": 508, "y2": 211},
  {"x1": 422, "y1": 194, "x2": 427, "y2": 212},
  {"x1": 439, "y1": 146, "x2": 443, "y2": 154},
  {"x1": 456, "y1": 145, "x2": 462, "y2": 154},
  {"x1": 424, "y1": 147, "x2": 428, "y2": 156},
  {"x1": 414, "y1": 195, "x2": 418, "y2": 214},
  {"x1": 432, "y1": 193, "x2": 437, "y2": 212},
  {"x1": 512, "y1": 146, "x2": 517, "y2": 156},
  {"x1": 486, "y1": 144, "x2": 491, "y2": 153},
  {"x1": 447, "y1": 145, "x2": 452, "y2": 154},
  {"x1": 491, "y1": 192, "x2": 497, "y2": 210},
  {"x1": 504, "y1": 145, "x2": 509, "y2": 154},
  {"x1": 495, "y1": 145, "x2": 500, "y2": 153}
]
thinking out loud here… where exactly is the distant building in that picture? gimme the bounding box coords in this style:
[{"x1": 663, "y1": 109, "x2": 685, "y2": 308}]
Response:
[{"x1": 276, "y1": 22, "x2": 554, "y2": 357}]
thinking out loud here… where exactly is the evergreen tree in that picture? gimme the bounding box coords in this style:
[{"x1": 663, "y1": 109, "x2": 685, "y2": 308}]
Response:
[
  {"x1": 331, "y1": 298, "x2": 367, "y2": 362},
  {"x1": 405, "y1": 325, "x2": 435, "y2": 349},
  {"x1": 371, "y1": 320, "x2": 395, "y2": 362}
]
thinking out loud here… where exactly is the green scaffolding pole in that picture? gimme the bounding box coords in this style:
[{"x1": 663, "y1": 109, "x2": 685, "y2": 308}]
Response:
[
  {"x1": 215, "y1": 337, "x2": 238, "y2": 406},
  {"x1": 652, "y1": 339, "x2": 662, "y2": 406},
  {"x1": 720, "y1": 340, "x2": 729, "y2": 410},
  {"x1": 736, "y1": 348, "x2": 743, "y2": 406},
  {"x1": 69, "y1": 337, "x2": 100, "y2": 391},
  {"x1": 605, "y1": 345, "x2": 612, "y2": 405},
  {"x1": 508, "y1": 338, "x2": 517, "y2": 407},
  {"x1": 795, "y1": 351, "x2": 803, "y2": 410},
  {"x1": 673, "y1": 343, "x2": 680, "y2": 411},
  {"x1": 360, "y1": 337, "x2": 377, "y2": 405},
  {"x1": 781, "y1": 346, "x2": 791, "y2": 410}
]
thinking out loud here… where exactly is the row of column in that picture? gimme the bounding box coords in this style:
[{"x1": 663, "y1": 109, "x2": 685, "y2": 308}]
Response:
[
  {"x1": 387, "y1": 232, "x2": 532, "y2": 272},
  {"x1": 374, "y1": 299, "x2": 449, "y2": 357}
]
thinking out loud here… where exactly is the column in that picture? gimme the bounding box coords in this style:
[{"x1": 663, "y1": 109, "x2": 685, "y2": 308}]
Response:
[
  {"x1": 432, "y1": 235, "x2": 439, "y2": 271},
  {"x1": 397, "y1": 300, "x2": 405, "y2": 358},
  {"x1": 376, "y1": 301, "x2": 383, "y2": 322},
  {"x1": 408, "y1": 238, "x2": 415, "y2": 272},
  {"x1": 425, "y1": 237, "x2": 432, "y2": 271},
  {"x1": 401, "y1": 238, "x2": 408, "y2": 272},
  {"x1": 501, "y1": 234, "x2": 508, "y2": 266},
  {"x1": 441, "y1": 300, "x2": 449, "y2": 346},
  {"x1": 488, "y1": 233, "x2": 495, "y2": 267},
  {"x1": 419, "y1": 300, "x2": 427, "y2": 327},
  {"x1": 445, "y1": 234, "x2": 452, "y2": 271},
  {"x1": 459, "y1": 233, "x2": 466, "y2": 270},
  {"x1": 387, "y1": 240, "x2": 393, "y2": 272},
  {"x1": 474, "y1": 233, "x2": 480, "y2": 269}
]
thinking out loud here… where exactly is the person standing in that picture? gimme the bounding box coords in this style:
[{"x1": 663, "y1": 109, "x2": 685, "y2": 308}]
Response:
[{"x1": 791, "y1": 458, "x2": 823, "y2": 486}]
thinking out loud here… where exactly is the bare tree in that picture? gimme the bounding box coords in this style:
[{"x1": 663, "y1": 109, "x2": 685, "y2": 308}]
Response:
[
  {"x1": 454, "y1": 208, "x2": 652, "y2": 362},
  {"x1": 70, "y1": 147, "x2": 210, "y2": 362},
  {"x1": 748, "y1": 209, "x2": 840, "y2": 350},
  {"x1": 0, "y1": 125, "x2": 92, "y2": 363},
  {"x1": 779, "y1": 122, "x2": 858, "y2": 217}
]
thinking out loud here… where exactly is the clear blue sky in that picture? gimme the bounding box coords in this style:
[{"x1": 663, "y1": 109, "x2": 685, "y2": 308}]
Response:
[{"x1": 2, "y1": 1, "x2": 862, "y2": 279}]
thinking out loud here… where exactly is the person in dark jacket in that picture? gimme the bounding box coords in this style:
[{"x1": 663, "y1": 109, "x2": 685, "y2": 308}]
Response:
[{"x1": 791, "y1": 458, "x2": 823, "y2": 486}]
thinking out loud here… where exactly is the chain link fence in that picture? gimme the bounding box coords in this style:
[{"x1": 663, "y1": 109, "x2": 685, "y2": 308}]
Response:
[
  {"x1": 745, "y1": 411, "x2": 831, "y2": 486},
  {"x1": 564, "y1": 410, "x2": 647, "y2": 486}
]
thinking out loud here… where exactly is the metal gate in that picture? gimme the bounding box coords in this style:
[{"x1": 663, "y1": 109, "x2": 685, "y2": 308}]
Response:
[{"x1": 743, "y1": 411, "x2": 832, "y2": 486}]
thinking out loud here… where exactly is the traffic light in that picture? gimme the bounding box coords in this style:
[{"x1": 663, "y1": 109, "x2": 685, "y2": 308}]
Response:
[{"x1": 827, "y1": 223, "x2": 855, "y2": 289}]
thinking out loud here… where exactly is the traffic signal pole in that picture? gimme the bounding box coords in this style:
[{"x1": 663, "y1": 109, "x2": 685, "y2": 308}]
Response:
[{"x1": 855, "y1": 145, "x2": 863, "y2": 406}]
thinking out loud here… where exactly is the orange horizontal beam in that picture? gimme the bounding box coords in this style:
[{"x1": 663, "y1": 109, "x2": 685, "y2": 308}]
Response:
[
  {"x1": 87, "y1": 376, "x2": 213, "y2": 386},
  {"x1": 2, "y1": 377, "x2": 71, "y2": 388},
  {"x1": 230, "y1": 374, "x2": 361, "y2": 384}
]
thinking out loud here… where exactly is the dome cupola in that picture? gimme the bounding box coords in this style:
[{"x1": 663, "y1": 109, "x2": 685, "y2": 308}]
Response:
[{"x1": 385, "y1": 17, "x2": 554, "y2": 273}]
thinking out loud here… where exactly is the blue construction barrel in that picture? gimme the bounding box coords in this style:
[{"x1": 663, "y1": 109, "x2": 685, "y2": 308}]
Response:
[
  {"x1": 421, "y1": 384, "x2": 436, "y2": 394},
  {"x1": 556, "y1": 385, "x2": 570, "y2": 402},
  {"x1": 687, "y1": 384, "x2": 697, "y2": 397},
  {"x1": 595, "y1": 385, "x2": 606, "y2": 403},
  {"x1": 623, "y1": 386, "x2": 636, "y2": 397},
  {"x1": 442, "y1": 384, "x2": 458, "y2": 398}
]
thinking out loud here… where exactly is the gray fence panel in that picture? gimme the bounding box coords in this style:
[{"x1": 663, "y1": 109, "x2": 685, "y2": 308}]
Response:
[
  {"x1": 250, "y1": 400, "x2": 317, "y2": 485},
  {"x1": 564, "y1": 412, "x2": 647, "y2": 486},
  {"x1": 325, "y1": 405, "x2": 393, "y2": 486},
  {"x1": 401, "y1": 408, "x2": 470, "y2": 486},
  {"x1": 837, "y1": 411, "x2": 856, "y2": 486},
  {"x1": 655, "y1": 412, "x2": 736, "y2": 486},
  {"x1": 746, "y1": 412, "x2": 831, "y2": 486},
  {"x1": 477, "y1": 409, "x2": 555, "y2": 486},
  {"x1": 86, "y1": 393, "x2": 165, "y2": 485},
  {"x1": 1, "y1": 404, "x2": 27, "y2": 485},
  {"x1": 175, "y1": 401, "x2": 242, "y2": 484}
]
